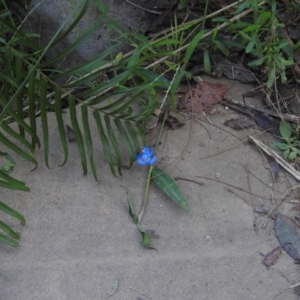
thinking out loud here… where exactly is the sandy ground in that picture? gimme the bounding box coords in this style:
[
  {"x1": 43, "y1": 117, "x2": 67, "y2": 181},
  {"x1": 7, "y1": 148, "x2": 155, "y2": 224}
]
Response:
[{"x1": 1, "y1": 78, "x2": 300, "y2": 300}]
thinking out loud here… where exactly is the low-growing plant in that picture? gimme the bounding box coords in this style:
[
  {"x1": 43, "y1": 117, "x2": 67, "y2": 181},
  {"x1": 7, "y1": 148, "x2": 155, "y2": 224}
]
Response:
[{"x1": 270, "y1": 120, "x2": 300, "y2": 160}]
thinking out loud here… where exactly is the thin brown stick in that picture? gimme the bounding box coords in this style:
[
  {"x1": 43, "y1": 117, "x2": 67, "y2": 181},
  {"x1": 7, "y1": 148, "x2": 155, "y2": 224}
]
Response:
[
  {"x1": 227, "y1": 188, "x2": 251, "y2": 206},
  {"x1": 224, "y1": 95, "x2": 300, "y2": 123},
  {"x1": 195, "y1": 175, "x2": 274, "y2": 200},
  {"x1": 175, "y1": 177, "x2": 204, "y2": 186}
]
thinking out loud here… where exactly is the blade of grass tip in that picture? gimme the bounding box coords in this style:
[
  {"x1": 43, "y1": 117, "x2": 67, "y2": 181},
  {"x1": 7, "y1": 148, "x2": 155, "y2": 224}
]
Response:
[
  {"x1": 184, "y1": 30, "x2": 207, "y2": 63},
  {"x1": 104, "y1": 114, "x2": 122, "y2": 175},
  {"x1": 0, "y1": 232, "x2": 18, "y2": 247},
  {"x1": 0, "y1": 171, "x2": 30, "y2": 192},
  {"x1": 81, "y1": 105, "x2": 98, "y2": 181},
  {"x1": 0, "y1": 220, "x2": 20, "y2": 239},
  {"x1": 0, "y1": 132, "x2": 37, "y2": 170},
  {"x1": 93, "y1": 110, "x2": 116, "y2": 176},
  {"x1": 68, "y1": 96, "x2": 87, "y2": 175},
  {"x1": 152, "y1": 168, "x2": 190, "y2": 213},
  {"x1": 39, "y1": 79, "x2": 50, "y2": 168},
  {"x1": 0, "y1": 201, "x2": 25, "y2": 225},
  {"x1": 54, "y1": 87, "x2": 68, "y2": 166}
]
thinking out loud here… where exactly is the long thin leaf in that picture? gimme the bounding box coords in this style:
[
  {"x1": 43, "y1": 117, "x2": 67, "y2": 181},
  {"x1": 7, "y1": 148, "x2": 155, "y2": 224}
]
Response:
[
  {"x1": 103, "y1": 114, "x2": 122, "y2": 175},
  {"x1": 0, "y1": 200, "x2": 25, "y2": 225},
  {"x1": 81, "y1": 105, "x2": 98, "y2": 181},
  {"x1": 0, "y1": 95, "x2": 40, "y2": 148},
  {"x1": 0, "y1": 232, "x2": 18, "y2": 247},
  {"x1": 54, "y1": 87, "x2": 68, "y2": 166},
  {"x1": 39, "y1": 79, "x2": 50, "y2": 168},
  {"x1": 0, "y1": 219, "x2": 19, "y2": 239},
  {"x1": 114, "y1": 118, "x2": 135, "y2": 166},
  {"x1": 93, "y1": 110, "x2": 116, "y2": 176},
  {"x1": 152, "y1": 168, "x2": 190, "y2": 213},
  {"x1": 0, "y1": 171, "x2": 30, "y2": 192},
  {"x1": 0, "y1": 132, "x2": 37, "y2": 169},
  {"x1": 184, "y1": 29, "x2": 207, "y2": 63},
  {"x1": 69, "y1": 96, "x2": 87, "y2": 175}
]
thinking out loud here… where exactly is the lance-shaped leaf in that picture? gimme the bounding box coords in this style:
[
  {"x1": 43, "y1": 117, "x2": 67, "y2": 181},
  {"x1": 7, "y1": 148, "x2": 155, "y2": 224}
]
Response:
[
  {"x1": 0, "y1": 232, "x2": 18, "y2": 247},
  {"x1": 0, "y1": 201, "x2": 25, "y2": 225},
  {"x1": 152, "y1": 168, "x2": 190, "y2": 213}
]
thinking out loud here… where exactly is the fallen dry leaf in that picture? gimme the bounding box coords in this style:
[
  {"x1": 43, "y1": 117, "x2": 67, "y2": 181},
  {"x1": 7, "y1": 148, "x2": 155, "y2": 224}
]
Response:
[
  {"x1": 224, "y1": 116, "x2": 255, "y2": 129},
  {"x1": 261, "y1": 245, "x2": 282, "y2": 269},
  {"x1": 179, "y1": 81, "x2": 232, "y2": 113},
  {"x1": 267, "y1": 155, "x2": 280, "y2": 181},
  {"x1": 66, "y1": 125, "x2": 76, "y2": 142}
]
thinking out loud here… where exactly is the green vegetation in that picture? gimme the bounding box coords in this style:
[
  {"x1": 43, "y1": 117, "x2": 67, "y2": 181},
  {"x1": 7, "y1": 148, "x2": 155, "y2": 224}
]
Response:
[
  {"x1": 270, "y1": 120, "x2": 300, "y2": 161},
  {"x1": 0, "y1": 0, "x2": 299, "y2": 247}
]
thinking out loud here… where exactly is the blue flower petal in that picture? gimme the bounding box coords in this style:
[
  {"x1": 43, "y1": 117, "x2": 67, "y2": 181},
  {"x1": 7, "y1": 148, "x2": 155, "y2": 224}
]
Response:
[{"x1": 136, "y1": 146, "x2": 157, "y2": 166}]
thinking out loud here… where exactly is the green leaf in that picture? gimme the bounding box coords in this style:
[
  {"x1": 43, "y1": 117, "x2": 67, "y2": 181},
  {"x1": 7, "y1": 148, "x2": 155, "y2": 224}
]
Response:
[
  {"x1": 0, "y1": 219, "x2": 19, "y2": 239},
  {"x1": 93, "y1": 111, "x2": 117, "y2": 176},
  {"x1": 289, "y1": 151, "x2": 297, "y2": 160},
  {"x1": 137, "y1": 225, "x2": 156, "y2": 250},
  {"x1": 68, "y1": 96, "x2": 87, "y2": 175},
  {"x1": 152, "y1": 168, "x2": 190, "y2": 213},
  {"x1": 0, "y1": 232, "x2": 18, "y2": 247},
  {"x1": 54, "y1": 88, "x2": 68, "y2": 167},
  {"x1": 267, "y1": 67, "x2": 276, "y2": 88},
  {"x1": 40, "y1": 79, "x2": 50, "y2": 168},
  {"x1": 280, "y1": 120, "x2": 292, "y2": 140},
  {"x1": 248, "y1": 56, "x2": 266, "y2": 67},
  {"x1": 203, "y1": 50, "x2": 211, "y2": 75},
  {"x1": 135, "y1": 68, "x2": 170, "y2": 89},
  {"x1": 269, "y1": 142, "x2": 290, "y2": 151},
  {"x1": 0, "y1": 151, "x2": 15, "y2": 174},
  {"x1": 283, "y1": 149, "x2": 289, "y2": 159},
  {"x1": 0, "y1": 201, "x2": 25, "y2": 225},
  {"x1": 124, "y1": 186, "x2": 138, "y2": 224},
  {"x1": 81, "y1": 105, "x2": 98, "y2": 181},
  {"x1": 184, "y1": 30, "x2": 207, "y2": 63},
  {"x1": 213, "y1": 39, "x2": 229, "y2": 56}
]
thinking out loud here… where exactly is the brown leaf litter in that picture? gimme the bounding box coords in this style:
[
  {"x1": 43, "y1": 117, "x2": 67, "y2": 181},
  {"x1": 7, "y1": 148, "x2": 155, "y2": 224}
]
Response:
[{"x1": 178, "y1": 80, "x2": 233, "y2": 113}]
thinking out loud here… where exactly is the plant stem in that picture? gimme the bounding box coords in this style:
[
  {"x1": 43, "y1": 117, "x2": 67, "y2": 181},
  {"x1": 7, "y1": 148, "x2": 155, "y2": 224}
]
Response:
[{"x1": 137, "y1": 106, "x2": 169, "y2": 224}]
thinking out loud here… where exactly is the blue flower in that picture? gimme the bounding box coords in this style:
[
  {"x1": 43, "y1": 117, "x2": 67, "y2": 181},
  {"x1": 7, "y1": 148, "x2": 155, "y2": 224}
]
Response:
[{"x1": 136, "y1": 147, "x2": 157, "y2": 165}]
